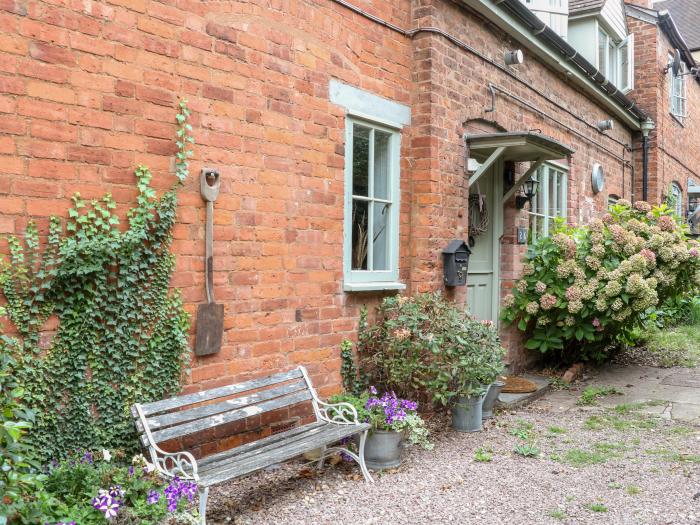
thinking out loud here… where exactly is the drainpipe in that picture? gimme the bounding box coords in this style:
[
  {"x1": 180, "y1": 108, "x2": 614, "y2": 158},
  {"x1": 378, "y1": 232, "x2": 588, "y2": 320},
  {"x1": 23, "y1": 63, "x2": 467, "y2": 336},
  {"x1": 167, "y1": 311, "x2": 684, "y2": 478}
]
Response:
[{"x1": 640, "y1": 119, "x2": 655, "y2": 202}]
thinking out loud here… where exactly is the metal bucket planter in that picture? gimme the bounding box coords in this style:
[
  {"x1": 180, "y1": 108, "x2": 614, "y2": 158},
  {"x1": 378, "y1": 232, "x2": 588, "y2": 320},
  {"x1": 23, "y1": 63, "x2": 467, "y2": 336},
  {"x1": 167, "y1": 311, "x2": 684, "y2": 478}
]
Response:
[
  {"x1": 482, "y1": 380, "x2": 505, "y2": 419},
  {"x1": 451, "y1": 394, "x2": 486, "y2": 432},
  {"x1": 363, "y1": 429, "x2": 404, "y2": 469}
]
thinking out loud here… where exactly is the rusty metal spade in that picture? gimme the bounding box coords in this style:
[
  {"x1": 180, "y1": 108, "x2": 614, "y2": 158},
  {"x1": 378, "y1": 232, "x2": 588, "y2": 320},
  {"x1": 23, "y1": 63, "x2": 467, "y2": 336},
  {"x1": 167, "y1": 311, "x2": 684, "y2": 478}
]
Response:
[{"x1": 195, "y1": 168, "x2": 224, "y2": 356}]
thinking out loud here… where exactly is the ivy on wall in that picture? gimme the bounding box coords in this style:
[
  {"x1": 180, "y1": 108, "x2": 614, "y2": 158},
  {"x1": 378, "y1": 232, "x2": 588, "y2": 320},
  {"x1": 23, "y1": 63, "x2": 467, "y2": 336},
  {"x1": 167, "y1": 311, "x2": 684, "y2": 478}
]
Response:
[{"x1": 0, "y1": 101, "x2": 195, "y2": 461}]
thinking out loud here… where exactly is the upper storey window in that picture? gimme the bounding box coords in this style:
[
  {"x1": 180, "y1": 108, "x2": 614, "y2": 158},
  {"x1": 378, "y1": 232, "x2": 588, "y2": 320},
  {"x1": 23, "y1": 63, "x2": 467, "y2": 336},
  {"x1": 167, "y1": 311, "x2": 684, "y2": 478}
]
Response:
[
  {"x1": 568, "y1": 0, "x2": 634, "y2": 93},
  {"x1": 669, "y1": 55, "x2": 688, "y2": 123}
]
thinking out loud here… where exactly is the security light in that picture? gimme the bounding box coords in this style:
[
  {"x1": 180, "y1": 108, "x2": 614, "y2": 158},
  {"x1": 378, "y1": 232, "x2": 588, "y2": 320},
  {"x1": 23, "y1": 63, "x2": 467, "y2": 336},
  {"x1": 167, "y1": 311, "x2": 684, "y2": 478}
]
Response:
[
  {"x1": 504, "y1": 50, "x2": 524, "y2": 66},
  {"x1": 596, "y1": 119, "x2": 614, "y2": 132}
]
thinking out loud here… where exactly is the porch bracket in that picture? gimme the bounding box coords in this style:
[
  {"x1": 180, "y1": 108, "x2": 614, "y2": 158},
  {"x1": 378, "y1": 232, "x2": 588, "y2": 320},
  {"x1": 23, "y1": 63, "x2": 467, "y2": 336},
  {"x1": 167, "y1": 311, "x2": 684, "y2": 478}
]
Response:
[
  {"x1": 502, "y1": 158, "x2": 544, "y2": 204},
  {"x1": 468, "y1": 146, "x2": 505, "y2": 187}
]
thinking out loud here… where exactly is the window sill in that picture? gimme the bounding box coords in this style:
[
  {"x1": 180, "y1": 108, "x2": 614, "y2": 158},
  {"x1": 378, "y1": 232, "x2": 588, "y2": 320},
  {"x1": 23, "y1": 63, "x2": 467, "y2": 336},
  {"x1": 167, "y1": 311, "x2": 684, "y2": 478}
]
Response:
[
  {"x1": 670, "y1": 113, "x2": 686, "y2": 127},
  {"x1": 343, "y1": 281, "x2": 406, "y2": 292}
]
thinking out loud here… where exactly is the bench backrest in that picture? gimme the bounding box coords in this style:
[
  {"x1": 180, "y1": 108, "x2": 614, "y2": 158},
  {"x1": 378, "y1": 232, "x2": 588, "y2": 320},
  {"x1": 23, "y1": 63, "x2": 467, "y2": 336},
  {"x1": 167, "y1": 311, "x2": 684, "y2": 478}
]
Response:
[{"x1": 132, "y1": 367, "x2": 318, "y2": 448}]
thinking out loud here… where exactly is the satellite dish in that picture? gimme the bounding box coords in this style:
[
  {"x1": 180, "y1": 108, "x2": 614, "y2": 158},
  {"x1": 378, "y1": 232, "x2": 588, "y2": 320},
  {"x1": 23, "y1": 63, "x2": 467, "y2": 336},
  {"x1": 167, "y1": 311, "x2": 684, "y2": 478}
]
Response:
[{"x1": 669, "y1": 49, "x2": 682, "y2": 76}]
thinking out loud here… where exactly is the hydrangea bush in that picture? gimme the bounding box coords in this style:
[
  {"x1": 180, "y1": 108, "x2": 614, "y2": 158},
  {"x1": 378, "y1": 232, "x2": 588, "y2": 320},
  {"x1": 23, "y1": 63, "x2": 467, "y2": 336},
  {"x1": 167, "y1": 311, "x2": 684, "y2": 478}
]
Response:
[{"x1": 501, "y1": 200, "x2": 700, "y2": 363}]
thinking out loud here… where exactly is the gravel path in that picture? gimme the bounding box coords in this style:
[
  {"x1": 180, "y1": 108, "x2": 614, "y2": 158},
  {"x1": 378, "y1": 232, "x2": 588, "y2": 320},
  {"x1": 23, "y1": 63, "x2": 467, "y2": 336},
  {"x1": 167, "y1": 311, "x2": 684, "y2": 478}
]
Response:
[{"x1": 207, "y1": 399, "x2": 700, "y2": 525}]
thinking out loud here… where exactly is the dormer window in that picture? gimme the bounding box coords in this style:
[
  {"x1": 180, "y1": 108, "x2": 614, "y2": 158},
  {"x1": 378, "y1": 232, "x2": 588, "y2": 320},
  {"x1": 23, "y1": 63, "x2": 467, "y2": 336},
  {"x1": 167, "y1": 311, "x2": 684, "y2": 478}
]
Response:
[
  {"x1": 521, "y1": 0, "x2": 569, "y2": 39},
  {"x1": 597, "y1": 28, "x2": 633, "y2": 92},
  {"x1": 568, "y1": 0, "x2": 634, "y2": 93}
]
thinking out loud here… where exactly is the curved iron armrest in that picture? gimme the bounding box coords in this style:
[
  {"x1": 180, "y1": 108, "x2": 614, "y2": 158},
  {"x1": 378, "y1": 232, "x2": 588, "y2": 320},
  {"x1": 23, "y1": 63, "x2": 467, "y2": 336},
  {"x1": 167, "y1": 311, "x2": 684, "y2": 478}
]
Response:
[
  {"x1": 315, "y1": 399, "x2": 361, "y2": 425},
  {"x1": 133, "y1": 404, "x2": 199, "y2": 481},
  {"x1": 148, "y1": 444, "x2": 199, "y2": 482}
]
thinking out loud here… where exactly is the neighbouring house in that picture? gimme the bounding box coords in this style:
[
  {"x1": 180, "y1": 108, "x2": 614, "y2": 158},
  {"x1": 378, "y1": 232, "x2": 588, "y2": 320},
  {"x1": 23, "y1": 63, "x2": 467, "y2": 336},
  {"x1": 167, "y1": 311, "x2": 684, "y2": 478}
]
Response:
[
  {"x1": 0, "y1": 0, "x2": 698, "y2": 401},
  {"x1": 626, "y1": 0, "x2": 700, "y2": 233}
]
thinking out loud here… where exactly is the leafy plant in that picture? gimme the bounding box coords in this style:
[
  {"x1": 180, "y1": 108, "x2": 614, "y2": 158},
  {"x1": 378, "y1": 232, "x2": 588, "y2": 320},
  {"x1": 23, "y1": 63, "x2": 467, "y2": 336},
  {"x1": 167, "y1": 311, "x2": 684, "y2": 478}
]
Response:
[
  {"x1": 473, "y1": 447, "x2": 493, "y2": 462},
  {"x1": 0, "y1": 319, "x2": 59, "y2": 525},
  {"x1": 586, "y1": 502, "x2": 608, "y2": 513},
  {"x1": 502, "y1": 200, "x2": 700, "y2": 363},
  {"x1": 626, "y1": 485, "x2": 640, "y2": 495},
  {"x1": 358, "y1": 293, "x2": 505, "y2": 405},
  {"x1": 0, "y1": 101, "x2": 194, "y2": 461},
  {"x1": 513, "y1": 443, "x2": 540, "y2": 458},
  {"x1": 577, "y1": 385, "x2": 622, "y2": 406},
  {"x1": 40, "y1": 452, "x2": 197, "y2": 524},
  {"x1": 339, "y1": 339, "x2": 365, "y2": 396},
  {"x1": 509, "y1": 419, "x2": 534, "y2": 441}
]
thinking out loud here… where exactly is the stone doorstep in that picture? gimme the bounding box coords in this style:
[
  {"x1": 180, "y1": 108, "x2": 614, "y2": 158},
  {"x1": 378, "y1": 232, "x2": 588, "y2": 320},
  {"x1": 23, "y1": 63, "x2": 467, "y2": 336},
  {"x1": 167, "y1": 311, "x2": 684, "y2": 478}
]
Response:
[{"x1": 496, "y1": 374, "x2": 551, "y2": 409}]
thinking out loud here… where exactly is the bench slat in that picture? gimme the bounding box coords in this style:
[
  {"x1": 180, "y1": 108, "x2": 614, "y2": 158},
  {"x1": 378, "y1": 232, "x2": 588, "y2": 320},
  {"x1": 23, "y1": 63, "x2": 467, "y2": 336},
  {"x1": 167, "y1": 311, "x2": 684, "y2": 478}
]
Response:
[
  {"x1": 149, "y1": 389, "x2": 313, "y2": 443},
  {"x1": 138, "y1": 368, "x2": 304, "y2": 416},
  {"x1": 199, "y1": 423, "x2": 369, "y2": 486},
  {"x1": 197, "y1": 421, "x2": 327, "y2": 469},
  {"x1": 146, "y1": 380, "x2": 308, "y2": 431}
]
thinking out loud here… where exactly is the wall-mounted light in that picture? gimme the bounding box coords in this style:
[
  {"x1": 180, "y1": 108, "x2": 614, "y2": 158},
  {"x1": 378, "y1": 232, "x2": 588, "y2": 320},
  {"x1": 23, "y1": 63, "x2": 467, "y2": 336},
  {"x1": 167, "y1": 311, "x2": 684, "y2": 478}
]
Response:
[
  {"x1": 516, "y1": 177, "x2": 539, "y2": 209},
  {"x1": 504, "y1": 49, "x2": 524, "y2": 66},
  {"x1": 596, "y1": 119, "x2": 614, "y2": 132}
]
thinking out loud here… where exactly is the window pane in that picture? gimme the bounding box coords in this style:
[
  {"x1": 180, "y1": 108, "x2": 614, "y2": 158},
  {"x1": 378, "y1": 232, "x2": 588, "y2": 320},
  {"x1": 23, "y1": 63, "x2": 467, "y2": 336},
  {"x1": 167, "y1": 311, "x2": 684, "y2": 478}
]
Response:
[
  {"x1": 372, "y1": 202, "x2": 390, "y2": 270},
  {"x1": 598, "y1": 30, "x2": 607, "y2": 74},
  {"x1": 373, "y1": 130, "x2": 391, "y2": 200},
  {"x1": 352, "y1": 124, "x2": 370, "y2": 196},
  {"x1": 351, "y1": 199, "x2": 368, "y2": 270},
  {"x1": 620, "y1": 39, "x2": 629, "y2": 89},
  {"x1": 549, "y1": 170, "x2": 558, "y2": 218},
  {"x1": 608, "y1": 41, "x2": 616, "y2": 84}
]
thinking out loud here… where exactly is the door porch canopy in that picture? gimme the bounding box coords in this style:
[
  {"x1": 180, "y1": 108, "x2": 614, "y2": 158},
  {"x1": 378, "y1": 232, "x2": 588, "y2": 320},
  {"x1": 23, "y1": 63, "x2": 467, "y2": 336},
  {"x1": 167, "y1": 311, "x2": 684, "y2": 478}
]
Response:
[{"x1": 465, "y1": 132, "x2": 575, "y2": 204}]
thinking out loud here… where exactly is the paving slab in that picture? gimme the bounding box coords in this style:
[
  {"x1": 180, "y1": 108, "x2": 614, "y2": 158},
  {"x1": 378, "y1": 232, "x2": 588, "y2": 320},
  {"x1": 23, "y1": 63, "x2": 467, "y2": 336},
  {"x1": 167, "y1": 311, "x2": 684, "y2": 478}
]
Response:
[
  {"x1": 534, "y1": 364, "x2": 700, "y2": 423},
  {"x1": 496, "y1": 374, "x2": 550, "y2": 408}
]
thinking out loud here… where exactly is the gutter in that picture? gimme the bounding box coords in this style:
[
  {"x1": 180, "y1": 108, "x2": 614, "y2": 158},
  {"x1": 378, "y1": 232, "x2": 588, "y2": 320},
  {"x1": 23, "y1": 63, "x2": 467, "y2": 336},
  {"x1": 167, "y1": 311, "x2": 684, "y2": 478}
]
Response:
[
  {"x1": 494, "y1": 0, "x2": 648, "y2": 122},
  {"x1": 657, "y1": 10, "x2": 698, "y2": 73}
]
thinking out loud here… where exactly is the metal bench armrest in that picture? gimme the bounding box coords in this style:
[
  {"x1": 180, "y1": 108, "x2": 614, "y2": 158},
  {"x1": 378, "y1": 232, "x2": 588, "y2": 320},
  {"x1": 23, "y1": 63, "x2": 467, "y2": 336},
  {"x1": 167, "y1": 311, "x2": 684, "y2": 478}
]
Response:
[
  {"x1": 316, "y1": 399, "x2": 361, "y2": 425},
  {"x1": 133, "y1": 403, "x2": 199, "y2": 481}
]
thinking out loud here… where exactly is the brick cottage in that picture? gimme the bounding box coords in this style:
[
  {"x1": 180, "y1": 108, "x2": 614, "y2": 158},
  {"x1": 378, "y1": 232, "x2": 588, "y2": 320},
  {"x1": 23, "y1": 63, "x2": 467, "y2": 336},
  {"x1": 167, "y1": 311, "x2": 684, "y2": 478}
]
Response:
[{"x1": 1, "y1": 0, "x2": 699, "y2": 399}]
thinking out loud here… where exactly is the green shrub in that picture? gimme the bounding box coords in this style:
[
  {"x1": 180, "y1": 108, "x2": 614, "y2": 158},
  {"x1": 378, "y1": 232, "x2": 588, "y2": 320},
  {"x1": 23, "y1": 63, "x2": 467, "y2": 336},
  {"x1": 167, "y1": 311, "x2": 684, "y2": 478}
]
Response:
[
  {"x1": 358, "y1": 292, "x2": 505, "y2": 405},
  {"x1": 501, "y1": 200, "x2": 700, "y2": 363}
]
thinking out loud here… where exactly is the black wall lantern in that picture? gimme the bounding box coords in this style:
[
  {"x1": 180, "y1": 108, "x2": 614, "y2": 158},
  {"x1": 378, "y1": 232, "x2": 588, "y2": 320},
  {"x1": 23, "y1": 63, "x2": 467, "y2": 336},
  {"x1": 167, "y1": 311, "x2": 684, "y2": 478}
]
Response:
[{"x1": 516, "y1": 177, "x2": 539, "y2": 210}]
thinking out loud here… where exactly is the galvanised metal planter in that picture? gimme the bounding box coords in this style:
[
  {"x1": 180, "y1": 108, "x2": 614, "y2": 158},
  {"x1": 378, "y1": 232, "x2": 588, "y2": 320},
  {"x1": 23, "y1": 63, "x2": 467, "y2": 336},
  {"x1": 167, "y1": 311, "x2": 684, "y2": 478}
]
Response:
[
  {"x1": 363, "y1": 429, "x2": 404, "y2": 469},
  {"x1": 482, "y1": 380, "x2": 506, "y2": 419},
  {"x1": 451, "y1": 394, "x2": 486, "y2": 432}
]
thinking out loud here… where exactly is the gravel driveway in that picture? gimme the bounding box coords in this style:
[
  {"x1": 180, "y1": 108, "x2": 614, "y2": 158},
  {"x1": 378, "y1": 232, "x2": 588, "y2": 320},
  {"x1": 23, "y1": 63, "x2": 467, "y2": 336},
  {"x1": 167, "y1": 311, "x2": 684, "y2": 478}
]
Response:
[{"x1": 207, "y1": 398, "x2": 699, "y2": 525}]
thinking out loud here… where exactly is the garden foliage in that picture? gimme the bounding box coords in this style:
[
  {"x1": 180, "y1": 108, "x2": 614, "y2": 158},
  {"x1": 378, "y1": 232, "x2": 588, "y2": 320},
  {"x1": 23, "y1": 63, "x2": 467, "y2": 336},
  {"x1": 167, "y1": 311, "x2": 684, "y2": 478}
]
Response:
[
  {"x1": 501, "y1": 200, "x2": 700, "y2": 363},
  {"x1": 0, "y1": 101, "x2": 194, "y2": 462},
  {"x1": 357, "y1": 292, "x2": 505, "y2": 405}
]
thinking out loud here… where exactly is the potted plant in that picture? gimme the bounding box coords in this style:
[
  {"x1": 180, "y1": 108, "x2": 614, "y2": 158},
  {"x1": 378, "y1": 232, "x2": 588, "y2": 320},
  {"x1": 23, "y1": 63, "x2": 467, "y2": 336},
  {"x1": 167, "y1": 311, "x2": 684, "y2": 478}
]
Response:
[
  {"x1": 329, "y1": 387, "x2": 432, "y2": 470},
  {"x1": 428, "y1": 318, "x2": 506, "y2": 432}
]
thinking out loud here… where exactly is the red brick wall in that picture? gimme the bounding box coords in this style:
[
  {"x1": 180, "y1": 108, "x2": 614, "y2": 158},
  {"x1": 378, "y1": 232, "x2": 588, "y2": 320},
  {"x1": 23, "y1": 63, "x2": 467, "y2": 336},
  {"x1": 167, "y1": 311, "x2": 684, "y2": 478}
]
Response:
[
  {"x1": 0, "y1": 0, "x2": 417, "y2": 398},
  {"x1": 629, "y1": 12, "x2": 700, "y2": 211},
  {"x1": 413, "y1": 0, "x2": 634, "y2": 370},
  {"x1": 0, "y1": 0, "x2": 641, "y2": 393}
]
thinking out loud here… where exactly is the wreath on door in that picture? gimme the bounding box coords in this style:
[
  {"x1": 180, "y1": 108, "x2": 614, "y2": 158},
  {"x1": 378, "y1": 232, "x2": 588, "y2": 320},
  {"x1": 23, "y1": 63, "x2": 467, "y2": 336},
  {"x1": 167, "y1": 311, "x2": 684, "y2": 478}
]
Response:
[{"x1": 468, "y1": 185, "x2": 489, "y2": 246}]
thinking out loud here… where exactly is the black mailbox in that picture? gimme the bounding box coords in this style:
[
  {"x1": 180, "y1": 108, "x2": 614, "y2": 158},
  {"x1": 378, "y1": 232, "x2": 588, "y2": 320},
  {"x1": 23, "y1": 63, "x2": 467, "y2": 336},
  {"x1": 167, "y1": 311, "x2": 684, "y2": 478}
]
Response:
[{"x1": 442, "y1": 239, "x2": 471, "y2": 287}]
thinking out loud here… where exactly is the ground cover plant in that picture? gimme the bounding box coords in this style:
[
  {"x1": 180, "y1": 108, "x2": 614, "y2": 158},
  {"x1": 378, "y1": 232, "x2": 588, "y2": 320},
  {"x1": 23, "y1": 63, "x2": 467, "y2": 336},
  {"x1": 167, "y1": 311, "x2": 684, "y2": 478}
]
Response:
[
  {"x1": 501, "y1": 200, "x2": 700, "y2": 363},
  {"x1": 0, "y1": 102, "x2": 197, "y2": 524},
  {"x1": 0, "y1": 102, "x2": 193, "y2": 463}
]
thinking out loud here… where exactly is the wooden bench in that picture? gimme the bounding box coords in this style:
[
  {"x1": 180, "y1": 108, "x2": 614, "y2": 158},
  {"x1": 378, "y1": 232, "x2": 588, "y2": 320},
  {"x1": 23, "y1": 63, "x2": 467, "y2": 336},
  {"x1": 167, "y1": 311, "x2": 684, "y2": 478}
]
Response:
[{"x1": 131, "y1": 366, "x2": 372, "y2": 524}]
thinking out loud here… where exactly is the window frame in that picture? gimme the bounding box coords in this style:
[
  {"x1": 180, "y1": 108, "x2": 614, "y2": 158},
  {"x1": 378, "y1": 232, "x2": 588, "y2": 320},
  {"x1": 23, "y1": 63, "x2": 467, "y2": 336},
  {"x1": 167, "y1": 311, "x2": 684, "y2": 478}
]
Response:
[
  {"x1": 528, "y1": 163, "x2": 568, "y2": 243},
  {"x1": 597, "y1": 27, "x2": 634, "y2": 93},
  {"x1": 343, "y1": 116, "x2": 403, "y2": 291},
  {"x1": 670, "y1": 182, "x2": 683, "y2": 217},
  {"x1": 669, "y1": 56, "x2": 688, "y2": 123}
]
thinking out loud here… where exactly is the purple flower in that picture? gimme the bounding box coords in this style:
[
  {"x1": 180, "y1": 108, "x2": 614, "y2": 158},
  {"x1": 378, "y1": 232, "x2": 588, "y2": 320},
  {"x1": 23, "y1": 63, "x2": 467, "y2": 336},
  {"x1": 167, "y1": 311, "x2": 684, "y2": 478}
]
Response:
[
  {"x1": 92, "y1": 494, "x2": 120, "y2": 519},
  {"x1": 369, "y1": 385, "x2": 378, "y2": 395},
  {"x1": 146, "y1": 490, "x2": 161, "y2": 504},
  {"x1": 163, "y1": 476, "x2": 198, "y2": 512},
  {"x1": 128, "y1": 465, "x2": 135, "y2": 477},
  {"x1": 82, "y1": 450, "x2": 93, "y2": 465}
]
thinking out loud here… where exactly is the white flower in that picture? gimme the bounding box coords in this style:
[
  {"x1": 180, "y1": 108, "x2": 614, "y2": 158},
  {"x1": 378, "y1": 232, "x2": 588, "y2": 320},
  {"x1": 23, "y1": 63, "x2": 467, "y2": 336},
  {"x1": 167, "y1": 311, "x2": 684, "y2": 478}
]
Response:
[
  {"x1": 102, "y1": 449, "x2": 112, "y2": 462},
  {"x1": 143, "y1": 462, "x2": 155, "y2": 473}
]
